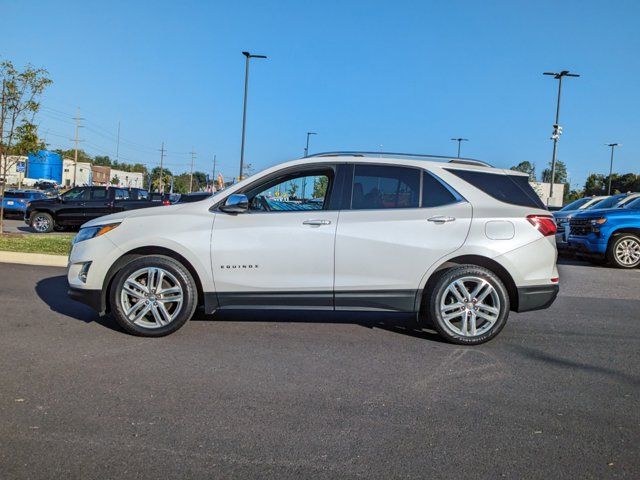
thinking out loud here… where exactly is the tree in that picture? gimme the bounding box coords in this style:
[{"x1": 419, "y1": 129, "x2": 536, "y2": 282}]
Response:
[
  {"x1": 12, "y1": 119, "x2": 44, "y2": 155},
  {"x1": 510, "y1": 161, "x2": 536, "y2": 181},
  {"x1": 111, "y1": 175, "x2": 120, "y2": 186},
  {"x1": 313, "y1": 176, "x2": 328, "y2": 199},
  {"x1": 94, "y1": 155, "x2": 111, "y2": 167},
  {"x1": 0, "y1": 60, "x2": 52, "y2": 233},
  {"x1": 150, "y1": 166, "x2": 172, "y2": 192},
  {"x1": 288, "y1": 180, "x2": 298, "y2": 197},
  {"x1": 54, "y1": 148, "x2": 92, "y2": 164},
  {"x1": 541, "y1": 159, "x2": 567, "y2": 184}
]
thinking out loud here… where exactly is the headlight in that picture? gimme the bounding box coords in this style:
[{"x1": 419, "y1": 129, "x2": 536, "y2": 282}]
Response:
[
  {"x1": 590, "y1": 218, "x2": 607, "y2": 226},
  {"x1": 73, "y1": 223, "x2": 120, "y2": 245}
]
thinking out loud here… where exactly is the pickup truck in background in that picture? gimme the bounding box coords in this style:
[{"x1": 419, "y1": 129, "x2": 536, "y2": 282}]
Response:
[
  {"x1": 25, "y1": 186, "x2": 167, "y2": 233},
  {"x1": 567, "y1": 196, "x2": 640, "y2": 269}
]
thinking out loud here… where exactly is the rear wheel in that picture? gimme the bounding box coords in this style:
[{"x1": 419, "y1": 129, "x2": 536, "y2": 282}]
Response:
[
  {"x1": 31, "y1": 212, "x2": 54, "y2": 233},
  {"x1": 426, "y1": 265, "x2": 510, "y2": 345},
  {"x1": 607, "y1": 234, "x2": 640, "y2": 269},
  {"x1": 110, "y1": 256, "x2": 198, "y2": 337}
]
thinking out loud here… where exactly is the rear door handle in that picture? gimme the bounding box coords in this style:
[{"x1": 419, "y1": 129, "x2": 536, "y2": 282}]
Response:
[
  {"x1": 303, "y1": 219, "x2": 332, "y2": 226},
  {"x1": 427, "y1": 216, "x2": 456, "y2": 224}
]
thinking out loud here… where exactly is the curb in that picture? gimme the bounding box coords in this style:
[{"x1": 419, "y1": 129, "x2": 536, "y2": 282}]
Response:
[{"x1": 0, "y1": 251, "x2": 68, "y2": 267}]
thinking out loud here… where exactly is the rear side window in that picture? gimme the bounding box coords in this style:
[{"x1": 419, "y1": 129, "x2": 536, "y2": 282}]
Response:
[
  {"x1": 422, "y1": 172, "x2": 459, "y2": 208},
  {"x1": 352, "y1": 165, "x2": 420, "y2": 209},
  {"x1": 6, "y1": 191, "x2": 25, "y2": 198},
  {"x1": 135, "y1": 190, "x2": 149, "y2": 200},
  {"x1": 446, "y1": 169, "x2": 546, "y2": 209},
  {"x1": 114, "y1": 189, "x2": 130, "y2": 200}
]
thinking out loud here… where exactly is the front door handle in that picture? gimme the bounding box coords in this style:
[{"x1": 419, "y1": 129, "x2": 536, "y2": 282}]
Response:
[
  {"x1": 303, "y1": 219, "x2": 332, "y2": 226},
  {"x1": 427, "y1": 216, "x2": 456, "y2": 224}
]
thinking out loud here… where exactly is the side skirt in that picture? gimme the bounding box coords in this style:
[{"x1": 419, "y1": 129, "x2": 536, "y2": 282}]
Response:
[{"x1": 204, "y1": 290, "x2": 420, "y2": 314}]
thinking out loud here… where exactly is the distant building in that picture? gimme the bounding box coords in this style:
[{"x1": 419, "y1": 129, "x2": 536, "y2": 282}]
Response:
[
  {"x1": 1, "y1": 155, "x2": 28, "y2": 185},
  {"x1": 62, "y1": 159, "x2": 92, "y2": 187},
  {"x1": 110, "y1": 169, "x2": 144, "y2": 188},
  {"x1": 530, "y1": 181, "x2": 565, "y2": 207},
  {"x1": 91, "y1": 165, "x2": 111, "y2": 186}
]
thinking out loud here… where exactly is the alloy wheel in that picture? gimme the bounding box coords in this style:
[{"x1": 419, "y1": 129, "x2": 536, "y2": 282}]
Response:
[
  {"x1": 32, "y1": 215, "x2": 51, "y2": 233},
  {"x1": 119, "y1": 267, "x2": 184, "y2": 329},
  {"x1": 439, "y1": 276, "x2": 501, "y2": 337},
  {"x1": 615, "y1": 238, "x2": 640, "y2": 266}
]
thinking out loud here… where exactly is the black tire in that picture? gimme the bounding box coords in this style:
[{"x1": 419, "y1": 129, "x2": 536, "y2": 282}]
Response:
[
  {"x1": 607, "y1": 234, "x2": 640, "y2": 269},
  {"x1": 109, "y1": 255, "x2": 198, "y2": 337},
  {"x1": 30, "y1": 212, "x2": 54, "y2": 233},
  {"x1": 425, "y1": 265, "x2": 510, "y2": 345}
]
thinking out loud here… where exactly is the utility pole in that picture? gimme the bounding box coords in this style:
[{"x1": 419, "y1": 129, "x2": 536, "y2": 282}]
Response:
[
  {"x1": 239, "y1": 51, "x2": 267, "y2": 181},
  {"x1": 158, "y1": 142, "x2": 165, "y2": 193},
  {"x1": 73, "y1": 107, "x2": 83, "y2": 187},
  {"x1": 450, "y1": 138, "x2": 468, "y2": 158},
  {"x1": 543, "y1": 70, "x2": 580, "y2": 204},
  {"x1": 605, "y1": 143, "x2": 621, "y2": 195},
  {"x1": 116, "y1": 121, "x2": 121, "y2": 163},
  {"x1": 189, "y1": 148, "x2": 196, "y2": 193}
]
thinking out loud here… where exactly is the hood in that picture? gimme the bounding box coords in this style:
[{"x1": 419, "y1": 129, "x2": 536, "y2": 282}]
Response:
[
  {"x1": 82, "y1": 203, "x2": 189, "y2": 228},
  {"x1": 28, "y1": 197, "x2": 57, "y2": 206},
  {"x1": 573, "y1": 207, "x2": 638, "y2": 220},
  {"x1": 553, "y1": 210, "x2": 576, "y2": 220}
]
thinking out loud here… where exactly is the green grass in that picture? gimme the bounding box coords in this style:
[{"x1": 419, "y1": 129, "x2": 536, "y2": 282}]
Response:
[{"x1": 0, "y1": 233, "x2": 74, "y2": 256}]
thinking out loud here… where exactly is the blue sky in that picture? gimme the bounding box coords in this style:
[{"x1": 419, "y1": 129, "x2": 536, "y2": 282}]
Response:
[{"x1": 3, "y1": 0, "x2": 639, "y2": 187}]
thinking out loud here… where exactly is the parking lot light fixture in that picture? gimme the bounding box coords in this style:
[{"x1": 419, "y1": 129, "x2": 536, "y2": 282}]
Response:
[
  {"x1": 304, "y1": 132, "x2": 317, "y2": 157},
  {"x1": 543, "y1": 70, "x2": 580, "y2": 203},
  {"x1": 605, "y1": 143, "x2": 621, "y2": 195},
  {"x1": 239, "y1": 51, "x2": 268, "y2": 181},
  {"x1": 450, "y1": 138, "x2": 468, "y2": 158}
]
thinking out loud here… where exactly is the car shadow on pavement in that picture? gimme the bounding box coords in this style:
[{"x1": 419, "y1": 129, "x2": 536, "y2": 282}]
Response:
[
  {"x1": 193, "y1": 309, "x2": 446, "y2": 342},
  {"x1": 35, "y1": 274, "x2": 444, "y2": 341},
  {"x1": 35, "y1": 275, "x2": 123, "y2": 332}
]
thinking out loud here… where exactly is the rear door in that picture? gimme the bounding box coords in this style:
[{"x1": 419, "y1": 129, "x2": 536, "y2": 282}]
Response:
[{"x1": 334, "y1": 164, "x2": 472, "y2": 311}]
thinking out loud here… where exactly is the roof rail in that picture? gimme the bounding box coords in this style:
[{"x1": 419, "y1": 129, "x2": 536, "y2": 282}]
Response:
[
  {"x1": 447, "y1": 158, "x2": 493, "y2": 168},
  {"x1": 304, "y1": 151, "x2": 492, "y2": 167}
]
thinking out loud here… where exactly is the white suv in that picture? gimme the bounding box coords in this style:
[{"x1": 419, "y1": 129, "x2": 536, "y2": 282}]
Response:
[{"x1": 67, "y1": 153, "x2": 559, "y2": 345}]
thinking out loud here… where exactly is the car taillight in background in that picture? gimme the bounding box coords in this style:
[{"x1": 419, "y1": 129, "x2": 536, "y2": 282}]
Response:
[
  {"x1": 527, "y1": 215, "x2": 557, "y2": 236},
  {"x1": 162, "y1": 200, "x2": 171, "y2": 206}
]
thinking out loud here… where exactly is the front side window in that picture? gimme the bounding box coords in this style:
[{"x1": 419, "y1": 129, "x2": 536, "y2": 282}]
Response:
[
  {"x1": 62, "y1": 187, "x2": 89, "y2": 201},
  {"x1": 90, "y1": 189, "x2": 108, "y2": 200},
  {"x1": 351, "y1": 165, "x2": 420, "y2": 210},
  {"x1": 248, "y1": 172, "x2": 332, "y2": 212}
]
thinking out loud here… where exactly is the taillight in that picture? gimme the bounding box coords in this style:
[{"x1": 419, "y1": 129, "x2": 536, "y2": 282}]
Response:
[
  {"x1": 162, "y1": 200, "x2": 171, "y2": 206},
  {"x1": 527, "y1": 215, "x2": 557, "y2": 236}
]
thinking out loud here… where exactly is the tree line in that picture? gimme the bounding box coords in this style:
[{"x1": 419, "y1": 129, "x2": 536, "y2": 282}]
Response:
[{"x1": 510, "y1": 160, "x2": 638, "y2": 203}]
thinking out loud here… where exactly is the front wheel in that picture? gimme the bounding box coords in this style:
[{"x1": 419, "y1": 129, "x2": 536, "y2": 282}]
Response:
[
  {"x1": 607, "y1": 234, "x2": 640, "y2": 269},
  {"x1": 110, "y1": 255, "x2": 198, "y2": 337},
  {"x1": 426, "y1": 265, "x2": 510, "y2": 345},
  {"x1": 31, "y1": 212, "x2": 54, "y2": 233}
]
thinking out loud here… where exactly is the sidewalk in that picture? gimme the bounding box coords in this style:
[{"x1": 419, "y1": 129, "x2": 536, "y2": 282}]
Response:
[{"x1": 0, "y1": 250, "x2": 68, "y2": 267}]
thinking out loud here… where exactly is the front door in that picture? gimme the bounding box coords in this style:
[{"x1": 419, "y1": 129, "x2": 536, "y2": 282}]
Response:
[
  {"x1": 211, "y1": 166, "x2": 338, "y2": 309},
  {"x1": 82, "y1": 188, "x2": 114, "y2": 220},
  {"x1": 58, "y1": 187, "x2": 90, "y2": 225},
  {"x1": 334, "y1": 164, "x2": 472, "y2": 311}
]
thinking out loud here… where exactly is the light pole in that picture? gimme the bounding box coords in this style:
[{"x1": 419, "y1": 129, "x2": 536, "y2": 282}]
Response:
[
  {"x1": 543, "y1": 70, "x2": 579, "y2": 203},
  {"x1": 450, "y1": 138, "x2": 468, "y2": 158},
  {"x1": 304, "y1": 132, "x2": 317, "y2": 157},
  {"x1": 239, "y1": 51, "x2": 267, "y2": 181},
  {"x1": 605, "y1": 143, "x2": 621, "y2": 195}
]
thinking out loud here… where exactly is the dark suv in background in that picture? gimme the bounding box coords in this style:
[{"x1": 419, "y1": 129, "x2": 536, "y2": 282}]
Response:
[{"x1": 26, "y1": 186, "x2": 165, "y2": 233}]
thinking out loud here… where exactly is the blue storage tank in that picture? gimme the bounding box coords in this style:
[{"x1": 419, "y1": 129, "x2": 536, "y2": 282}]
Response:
[{"x1": 27, "y1": 150, "x2": 63, "y2": 184}]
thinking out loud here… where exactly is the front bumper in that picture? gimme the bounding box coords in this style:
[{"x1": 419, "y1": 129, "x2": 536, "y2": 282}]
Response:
[
  {"x1": 515, "y1": 284, "x2": 559, "y2": 313},
  {"x1": 567, "y1": 234, "x2": 607, "y2": 258},
  {"x1": 68, "y1": 287, "x2": 106, "y2": 315}
]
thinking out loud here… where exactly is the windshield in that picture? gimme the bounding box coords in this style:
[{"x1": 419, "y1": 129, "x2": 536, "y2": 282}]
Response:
[
  {"x1": 623, "y1": 197, "x2": 640, "y2": 209},
  {"x1": 589, "y1": 195, "x2": 626, "y2": 210},
  {"x1": 560, "y1": 197, "x2": 592, "y2": 211}
]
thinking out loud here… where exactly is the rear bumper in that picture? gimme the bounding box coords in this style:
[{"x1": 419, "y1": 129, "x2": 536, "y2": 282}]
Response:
[
  {"x1": 515, "y1": 284, "x2": 559, "y2": 313},
  {"x1": 68, "y1": 287, "x2": 105, "y2": 315}
]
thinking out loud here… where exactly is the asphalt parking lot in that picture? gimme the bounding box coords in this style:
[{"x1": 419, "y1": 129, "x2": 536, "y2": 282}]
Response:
[{"x1": 0, "y1": 261, "x2": 638, "y2": 479}]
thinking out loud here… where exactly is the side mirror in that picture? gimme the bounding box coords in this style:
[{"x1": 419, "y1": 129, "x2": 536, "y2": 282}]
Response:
[{"x1": 219, "y1": 194, "x2": 249, "y2": 214}]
